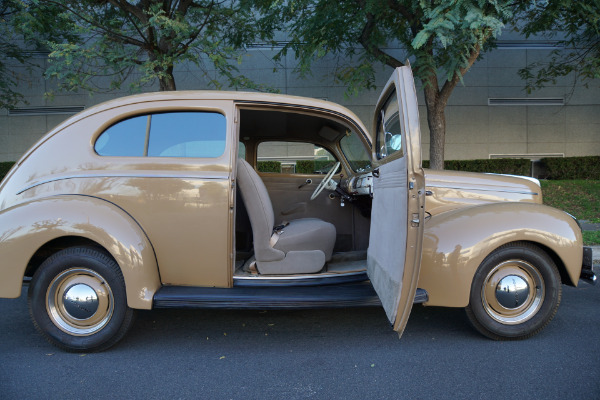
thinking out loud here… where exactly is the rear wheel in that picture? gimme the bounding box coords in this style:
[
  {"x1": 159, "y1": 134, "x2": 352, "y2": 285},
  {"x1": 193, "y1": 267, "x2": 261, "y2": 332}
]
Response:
[
  {"x1": 28, "y1": 247, "x2": 135, "y2": 352},
  {"x1": 465, "y1": 242, "x2": 561, "y2": 340}
]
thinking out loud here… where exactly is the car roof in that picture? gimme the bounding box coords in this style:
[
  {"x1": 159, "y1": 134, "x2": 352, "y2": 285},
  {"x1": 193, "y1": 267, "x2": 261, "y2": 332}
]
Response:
[
  {"x1": 16, "y1": 91, "x2": 370, "y2": 167},
  {"x1": 77, "y1": 90, "x2": 365, "y2": 127}
]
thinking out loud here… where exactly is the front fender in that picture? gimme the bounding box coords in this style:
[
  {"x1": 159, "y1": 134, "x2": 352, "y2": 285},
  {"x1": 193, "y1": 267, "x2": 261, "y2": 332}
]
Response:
[
  {"x1": 0, "y1": 195, "x2": 160, "y2": 309},
  {"x1": 418, "y1": 202, "x2": 582, "y2": 307}
]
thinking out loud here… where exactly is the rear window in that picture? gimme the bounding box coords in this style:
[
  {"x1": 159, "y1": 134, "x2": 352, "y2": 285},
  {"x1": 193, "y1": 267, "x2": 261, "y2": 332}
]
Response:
[{"x1": 95, "y1": 111, "x2": 226, "y2": 158}]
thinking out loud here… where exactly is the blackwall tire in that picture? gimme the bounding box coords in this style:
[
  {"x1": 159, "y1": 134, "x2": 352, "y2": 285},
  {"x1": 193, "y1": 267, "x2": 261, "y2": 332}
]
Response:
[
  {"x1": 28, "y1": 247, "x2": 135, "y2": 352},
  {"x1": 465, "y1": 242, "x2": 561, "y2": 340}
]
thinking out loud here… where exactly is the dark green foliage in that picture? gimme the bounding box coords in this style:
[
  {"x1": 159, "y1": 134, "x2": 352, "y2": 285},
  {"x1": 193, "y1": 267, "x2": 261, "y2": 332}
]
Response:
[
  {"x1": 1, "y1": 0, "x2": 90, "y2": 109},
  {"x1": 1, "y1": 1, "x2": 31, "y2": 109},
  {"x1": 516, "y1": 1, "x2": 600, "y2": 92},
  {"x1": 541, "y1": 156, "x2": 600, "y2": 180},
  {"x1": 257, "y1": 161, "x2": 281, "y2": 173},
  {"x1": 295, "y1": 160, "x2": 314, "y2": 174},
  {"x1": 0, "y1": 162, "x2": 15, "y2": 182},
  {"x1": 295, "y1": 160, "x2": 336, "y2": 174},
  {"x1": 22, "y1": 1, "x2": 273, "y2": 94},
  {"x1": 246, "y1": 0, "x2": 512, "y2": 169},
  {"x1": 421, "y1": 157, "x2": 600, "y2": 179},
  {"x1": 423, "y1": 158, "x2": 531, "y2": 176}
]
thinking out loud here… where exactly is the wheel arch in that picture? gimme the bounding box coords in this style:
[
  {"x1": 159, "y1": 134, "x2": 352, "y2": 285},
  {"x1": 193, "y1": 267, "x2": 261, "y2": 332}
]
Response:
[
  {"x1": 0, "y1": 195, "x2": 160, "y2": 309},
  {"x1": 25, "y1": 236, "x2": 112, "y2": 278},
  {"x1": 418, "y1": 202, "x2": 583, "y2": 307}
]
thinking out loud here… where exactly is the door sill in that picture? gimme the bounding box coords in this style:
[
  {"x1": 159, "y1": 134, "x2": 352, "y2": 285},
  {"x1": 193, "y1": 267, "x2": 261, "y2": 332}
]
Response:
[{"x1": 153, "y1": 284, "x2": 428, "y2": 309}]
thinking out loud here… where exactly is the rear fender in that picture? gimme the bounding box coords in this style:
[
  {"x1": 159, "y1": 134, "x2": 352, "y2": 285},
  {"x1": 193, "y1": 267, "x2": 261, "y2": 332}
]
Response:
[
  {"x1": 0, "y1": 195, "x2": 160, "y2": 309},
  {"x1": 418, "y1": 202, "x2": 582, "y2": 307}
]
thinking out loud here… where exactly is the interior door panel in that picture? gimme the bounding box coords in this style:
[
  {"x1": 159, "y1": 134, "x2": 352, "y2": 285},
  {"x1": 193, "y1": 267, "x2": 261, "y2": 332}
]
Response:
[{"x1": 260, "y1": 174, "x2": 355, "y2": 252}]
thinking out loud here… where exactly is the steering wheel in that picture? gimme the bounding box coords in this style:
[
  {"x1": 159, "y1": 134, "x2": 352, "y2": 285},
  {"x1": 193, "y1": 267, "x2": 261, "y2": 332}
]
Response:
[{"x1": 310, "y1": 162, "x2": 340, "y2": 200}]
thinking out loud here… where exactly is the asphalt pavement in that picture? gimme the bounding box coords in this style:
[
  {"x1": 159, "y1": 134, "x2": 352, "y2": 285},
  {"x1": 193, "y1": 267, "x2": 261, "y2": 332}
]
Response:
[{"x1": 1, "y1": 273, "x2": 599, "y2": 400}]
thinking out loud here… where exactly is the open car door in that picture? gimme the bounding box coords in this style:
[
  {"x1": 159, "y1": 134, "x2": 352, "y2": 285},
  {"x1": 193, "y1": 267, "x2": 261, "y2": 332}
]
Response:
[{"x1": 367, "y1": 65, "x2": 425, "y2": 337}]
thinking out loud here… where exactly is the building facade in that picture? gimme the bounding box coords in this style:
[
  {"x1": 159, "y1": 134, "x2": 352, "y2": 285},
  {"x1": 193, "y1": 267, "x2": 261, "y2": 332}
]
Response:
[{"x1": 1, "y1": 34, "x2": 599, "y2": 164}]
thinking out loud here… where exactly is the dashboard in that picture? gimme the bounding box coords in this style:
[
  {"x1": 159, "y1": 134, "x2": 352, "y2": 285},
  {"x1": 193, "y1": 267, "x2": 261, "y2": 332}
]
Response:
[{"x1": 343, "y1": 172, "x2": 374, "y2": 196}]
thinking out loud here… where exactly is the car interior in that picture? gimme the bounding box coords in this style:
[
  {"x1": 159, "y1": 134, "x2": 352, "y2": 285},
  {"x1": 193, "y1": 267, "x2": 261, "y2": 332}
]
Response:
[{"x1": 234, "y1": 107, "x2": 375, "y2": 279}]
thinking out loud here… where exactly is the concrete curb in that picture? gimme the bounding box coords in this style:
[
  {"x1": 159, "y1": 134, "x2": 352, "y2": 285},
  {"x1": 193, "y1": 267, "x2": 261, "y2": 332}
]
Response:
[{"x1": 591, "y1": 246, "x2": 600, "y2": 264}]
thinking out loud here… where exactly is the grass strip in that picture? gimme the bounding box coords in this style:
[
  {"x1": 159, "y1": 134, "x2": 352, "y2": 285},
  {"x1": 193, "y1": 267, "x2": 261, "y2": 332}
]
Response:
[{"x1": 541, "y1": 180, "x2": 600, "y2": 221}]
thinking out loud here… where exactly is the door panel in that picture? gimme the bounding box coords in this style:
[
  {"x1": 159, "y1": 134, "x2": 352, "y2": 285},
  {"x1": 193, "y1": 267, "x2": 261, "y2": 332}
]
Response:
[
  {"x1": 367, "y1": 157, "x2": 407, "y2": 323},
  {"x1": 261, "y1": 173, "x2": 356, "y2": 252},
  {"x1": 367, "y1": 66, "x2": 425, "y2": 335}
]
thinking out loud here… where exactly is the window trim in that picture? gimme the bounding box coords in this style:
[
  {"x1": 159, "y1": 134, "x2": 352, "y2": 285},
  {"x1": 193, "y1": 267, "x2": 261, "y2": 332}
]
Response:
[{"x1": 94, "y1": 110, "x2": 227, "y2": 159}]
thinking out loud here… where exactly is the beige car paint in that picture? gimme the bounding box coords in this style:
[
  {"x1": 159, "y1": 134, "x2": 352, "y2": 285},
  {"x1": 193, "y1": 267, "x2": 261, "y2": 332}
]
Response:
[
  {"x1": 0, "y1": 81, "x2": 585, "y2": 316},
  {"x1": 418, "y1": 202, "x2": 583, "y2": 307},
  {"x1": 0, "y1": 196, "x2": 159, "y2": 309},
  {"x1": 424, "y1": 169, "x2": 543, "y2": 216},
  {"x1": 0, "y1": 100, "x2": 236, "y2": 291}
]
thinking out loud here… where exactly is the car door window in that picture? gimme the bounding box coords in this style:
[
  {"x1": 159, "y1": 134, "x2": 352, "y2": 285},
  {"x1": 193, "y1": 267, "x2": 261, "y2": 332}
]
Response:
[
  {"x1": 376, "y1": 92, "x2": 403, "y2": 160},
  {"x1": 256, "y1": 141, "x2": 339, "y2": 174},
  {"x1": 95, "y1": 111, "x2": 226, "y2": 158}
]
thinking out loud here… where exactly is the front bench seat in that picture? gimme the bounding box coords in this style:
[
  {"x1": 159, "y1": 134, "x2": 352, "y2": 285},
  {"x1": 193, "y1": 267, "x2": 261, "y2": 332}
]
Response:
[{"x1": 236, "y1": 158, "x2": 336, "y2": 274}]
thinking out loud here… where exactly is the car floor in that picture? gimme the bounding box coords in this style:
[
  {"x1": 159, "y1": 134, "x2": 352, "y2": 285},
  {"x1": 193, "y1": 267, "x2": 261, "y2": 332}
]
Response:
[{"x1": 234, "y1": 250, "x2": 367, "y2": 277}]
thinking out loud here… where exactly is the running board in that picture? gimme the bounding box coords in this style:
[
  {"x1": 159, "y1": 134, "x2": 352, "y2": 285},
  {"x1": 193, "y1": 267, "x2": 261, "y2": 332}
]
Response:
[{"x1": 153, "y1": 283, "x2": 428, "y2": 309}]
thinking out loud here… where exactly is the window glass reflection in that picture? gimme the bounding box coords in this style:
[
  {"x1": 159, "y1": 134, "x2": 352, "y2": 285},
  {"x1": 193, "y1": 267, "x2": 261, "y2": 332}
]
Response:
[
  {"x1": 95, "y1": 111, "x2": 226, "y2": 158},
  {"x1": 148, "y1": 112, "x2": 226, "y2": 158},
  {"x1": 95, "y1": 115, "x2": 147, "y2": 157}
]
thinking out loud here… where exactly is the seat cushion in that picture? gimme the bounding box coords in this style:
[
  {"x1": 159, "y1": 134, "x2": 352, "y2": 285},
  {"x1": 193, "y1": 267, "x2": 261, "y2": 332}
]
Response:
[{"x1": 274, "y1": 218, "x2": 336, "y2": 261}]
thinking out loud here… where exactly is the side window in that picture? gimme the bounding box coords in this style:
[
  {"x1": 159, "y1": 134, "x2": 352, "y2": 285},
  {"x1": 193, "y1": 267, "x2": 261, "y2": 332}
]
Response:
[
  {"x1": 238, "y1": 142, "x2": 246, "y2": 159},
  {"x1": 94, "y1": 115, "x2": 148, "y2": 157},
  {"x1": 376, "y1": 90, "x2": 403, "y2": 160},
  {"x1": 256, "y1": 141, "x2": 338, "y2": 174},
  {"x1": 95, "y1": 111, "x2": 226, "y2": 158}
]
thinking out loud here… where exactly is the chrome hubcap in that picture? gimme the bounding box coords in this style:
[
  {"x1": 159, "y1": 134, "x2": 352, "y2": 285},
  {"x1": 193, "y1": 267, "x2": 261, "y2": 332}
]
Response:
[
  {"x1": 495, "y1": 275, "x2": 530, "y2": 309},
  {"x1": 63, "y1": 283, "x2": 100, "y2": 320},
  {"x1": 46, "y1": 268, "x2": 114, "y2": 336},
  {"x1": 481, "y1": 260, "x2": 544, "y2": 325}
]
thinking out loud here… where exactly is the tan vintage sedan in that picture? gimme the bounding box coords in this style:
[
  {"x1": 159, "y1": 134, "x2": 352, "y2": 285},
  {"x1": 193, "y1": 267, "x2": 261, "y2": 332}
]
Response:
[{"x1": 0, "y1": 66, "x2": 595, "y2": 352}]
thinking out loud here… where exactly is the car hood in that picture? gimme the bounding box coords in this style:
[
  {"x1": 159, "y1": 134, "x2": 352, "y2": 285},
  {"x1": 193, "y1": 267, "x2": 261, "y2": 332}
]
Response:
[{"x1": 424, "y1": 169, "x2": 542, "y2": 216}]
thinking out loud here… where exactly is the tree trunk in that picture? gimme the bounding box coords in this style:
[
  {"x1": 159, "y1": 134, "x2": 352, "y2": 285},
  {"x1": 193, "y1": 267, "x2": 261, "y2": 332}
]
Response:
[
  {"x1": 158, "y1": 68, "x2": 176, "y2": 91},
  {"x1": 423, "y1": 79, "x2": 446, "y2": 170},
  {"x1": 427, "y1": 104, "x2": 446, "y2": 170}
]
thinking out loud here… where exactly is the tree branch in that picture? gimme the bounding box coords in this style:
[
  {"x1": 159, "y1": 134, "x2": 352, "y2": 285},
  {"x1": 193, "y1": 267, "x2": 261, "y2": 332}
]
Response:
[
  {"x1": 359, "y1": 12, "x2": 403, "y2": 68},
  {"x1": 45, "y1": 0, "x2": 148, "y2": 48},
  {"x1": 438, "y1": 42, "x2": 481, "y2": 106}
]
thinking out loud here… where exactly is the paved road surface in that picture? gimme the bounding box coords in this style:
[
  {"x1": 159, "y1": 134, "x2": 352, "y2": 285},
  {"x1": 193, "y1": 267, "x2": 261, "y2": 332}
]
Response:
[{"x1": 1, "y1": 275, "x2": 599, "y2": 400}]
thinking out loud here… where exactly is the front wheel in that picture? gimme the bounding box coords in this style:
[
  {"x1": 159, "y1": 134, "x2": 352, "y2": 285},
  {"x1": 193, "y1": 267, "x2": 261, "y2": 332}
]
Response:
[
  {"x1": 28, "y1": 247, "x2": 135, "y2": 352},
  {"x1": 465, "y1": 242, "x2": 561, "y2": 340}
]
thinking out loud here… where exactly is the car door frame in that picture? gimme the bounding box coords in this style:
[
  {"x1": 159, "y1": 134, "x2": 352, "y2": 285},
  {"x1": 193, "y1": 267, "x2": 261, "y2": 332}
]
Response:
[{"x1": 368, "y1": 65, "x2": 426, "y2": 335}]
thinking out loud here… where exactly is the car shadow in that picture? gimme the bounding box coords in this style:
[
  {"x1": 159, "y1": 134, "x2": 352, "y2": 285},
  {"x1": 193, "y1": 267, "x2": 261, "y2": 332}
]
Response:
[{"x1": 122, "y1": 304, "x2": 478, "y2": 351}]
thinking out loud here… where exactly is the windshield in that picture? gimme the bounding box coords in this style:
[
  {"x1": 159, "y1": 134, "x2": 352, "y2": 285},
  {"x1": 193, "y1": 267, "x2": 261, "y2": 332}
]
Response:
[{"x1": 339, "y1": 130, "x2": 372, "y2": 172}]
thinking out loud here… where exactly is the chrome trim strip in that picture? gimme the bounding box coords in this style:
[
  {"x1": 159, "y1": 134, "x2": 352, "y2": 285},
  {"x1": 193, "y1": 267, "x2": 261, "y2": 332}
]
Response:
[
  {"x1": 426, "y1": 184, "x2": 538, "y2": 196},
  {"x1": 486, "y1": 173, "x2": 540, "y2": 186},
  {"x1": 234, "y1": 270, "x2": 367, "y2": 282},
  {"x1": 17, "y1": 173, "x2": 229, "y2": 195}
]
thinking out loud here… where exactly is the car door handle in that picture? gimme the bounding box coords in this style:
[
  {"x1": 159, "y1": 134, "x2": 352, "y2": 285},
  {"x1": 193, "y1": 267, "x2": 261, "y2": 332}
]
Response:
[{"x1": 298, "y1": 179, "x2": 312, "y2": 189}]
